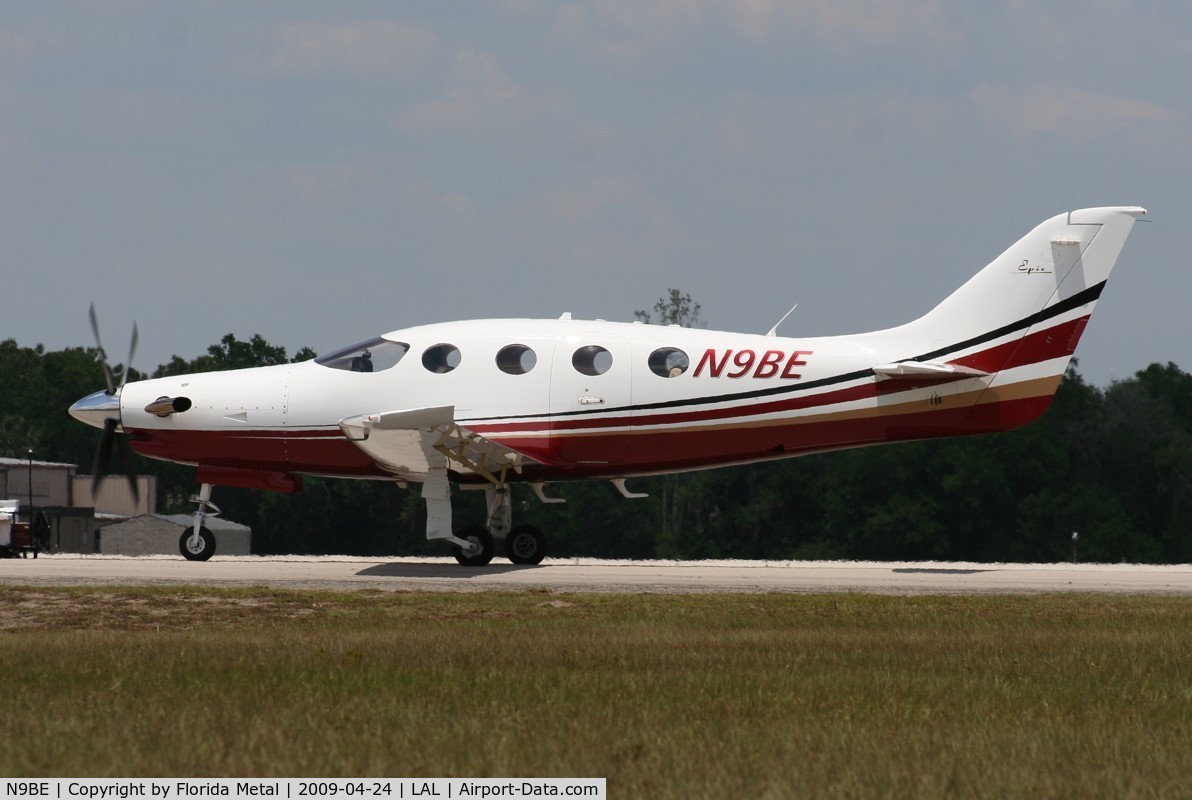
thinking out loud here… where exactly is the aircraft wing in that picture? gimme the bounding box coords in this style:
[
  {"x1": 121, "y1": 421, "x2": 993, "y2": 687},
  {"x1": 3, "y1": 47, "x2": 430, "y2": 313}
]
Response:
[
  {"x1": 873, "y1": 361, "x2": 989, "y2": 382},
  {"x1": 339, "y1": 406, "x2": 533, "y2": 483}
]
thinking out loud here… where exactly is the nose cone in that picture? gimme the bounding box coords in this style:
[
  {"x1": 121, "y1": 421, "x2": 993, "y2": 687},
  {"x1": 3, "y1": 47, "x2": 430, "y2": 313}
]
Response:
[{"x1": 69, "y1": 389, "x2": 121, "y2": 430}]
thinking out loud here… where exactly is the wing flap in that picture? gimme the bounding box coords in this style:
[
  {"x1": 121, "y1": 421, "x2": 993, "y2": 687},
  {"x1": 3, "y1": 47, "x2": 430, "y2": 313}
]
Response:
[{"x1": 339, "y1": 406, "x2": 535, "y2": 483}]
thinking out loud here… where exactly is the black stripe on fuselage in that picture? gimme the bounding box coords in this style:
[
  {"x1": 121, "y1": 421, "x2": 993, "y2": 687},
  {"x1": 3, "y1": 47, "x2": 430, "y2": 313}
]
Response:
[
  {"x1": 463, "y1": 281, "x2": 1106, "y2": 423},
  {"x1": 905, "y1": 280, "x2": 1105, "y2": 364}
]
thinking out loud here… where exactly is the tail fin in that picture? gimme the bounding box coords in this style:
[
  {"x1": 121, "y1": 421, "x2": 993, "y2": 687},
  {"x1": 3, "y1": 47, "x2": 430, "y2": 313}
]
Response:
[
  {"x1": 894, "y1": 206, "x2": 1145, "y2": 369},
  {"x1": 874, "y1": 206, "x2": 1146, "y2": 432}
]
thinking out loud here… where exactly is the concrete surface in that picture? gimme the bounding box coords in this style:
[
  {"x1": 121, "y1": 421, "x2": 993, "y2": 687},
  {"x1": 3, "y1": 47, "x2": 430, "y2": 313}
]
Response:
[{"x1": 1, "y1": 554, "x2": 1190, "y2": 595}]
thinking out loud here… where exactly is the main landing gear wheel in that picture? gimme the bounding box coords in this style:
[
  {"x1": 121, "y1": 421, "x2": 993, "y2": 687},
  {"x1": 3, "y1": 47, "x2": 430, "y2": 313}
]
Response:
[
  {"x1": 453, "y1": 525, "x2": 495, "y2": 567},
  {"x1": 180, "y1": 526, "x2": 216, "y2": 562},
  {"x1": 505, "y1": 524, "x2": 548, "y2": 565}
]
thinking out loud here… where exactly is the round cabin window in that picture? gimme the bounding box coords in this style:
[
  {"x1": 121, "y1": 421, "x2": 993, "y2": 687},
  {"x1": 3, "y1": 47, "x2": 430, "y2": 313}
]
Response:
[
  {"x1": 648, "y1": 347, "x2": 690, "y2": 378},
  {"x1": 422, "y1": 343, "x2": 462, "y2": 374},
  {"x1": 572, "y1": 345, "x2": 612, "y2": 376},
  {"x1": 496, "y1": 344, "x2": 537, "y2": 375}
]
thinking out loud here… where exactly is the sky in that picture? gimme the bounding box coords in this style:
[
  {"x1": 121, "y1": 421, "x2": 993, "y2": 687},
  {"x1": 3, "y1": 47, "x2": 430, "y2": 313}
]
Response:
[{"x1": 1, "y1": 1, "x2": 1187, "y2": 387}]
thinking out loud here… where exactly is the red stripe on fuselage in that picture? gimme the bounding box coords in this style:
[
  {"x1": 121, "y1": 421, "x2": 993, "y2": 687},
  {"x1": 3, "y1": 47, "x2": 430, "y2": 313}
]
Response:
[
  {"x1": 949, "y1": 315, "x2": 1090, "y2": 373},
  {"x1": 466, "y1": 377, "x2": 941, "y2": 438},
  {"x1": 127, "y1": 386, "x2": 1058, "y2": 483},
  {"x1": 501, "y1": 392, "x2": 1056, "y2": 479}
]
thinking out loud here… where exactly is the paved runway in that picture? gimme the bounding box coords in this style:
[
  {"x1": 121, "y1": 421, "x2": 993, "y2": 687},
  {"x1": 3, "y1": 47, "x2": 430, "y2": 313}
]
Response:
[{"x1": 1, "y1": 554, "x2": 1190, "y2": 594}]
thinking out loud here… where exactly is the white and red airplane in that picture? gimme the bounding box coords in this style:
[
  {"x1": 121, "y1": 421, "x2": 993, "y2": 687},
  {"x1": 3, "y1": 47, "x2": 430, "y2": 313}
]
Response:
[{"x1": 70, "y1": 206, "x2": 1146, "y2": 564}]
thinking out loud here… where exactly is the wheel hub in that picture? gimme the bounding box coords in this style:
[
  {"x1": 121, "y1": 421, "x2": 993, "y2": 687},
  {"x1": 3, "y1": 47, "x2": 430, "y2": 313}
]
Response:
[{"x1": 511, "y1": 534, "x2": 534, "y2": 559}]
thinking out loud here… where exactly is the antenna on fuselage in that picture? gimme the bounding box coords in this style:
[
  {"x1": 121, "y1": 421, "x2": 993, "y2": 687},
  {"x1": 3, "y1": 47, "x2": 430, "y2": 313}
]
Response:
[{"x1": 765, "y1": 304, "x2": 798, "y2": 337}]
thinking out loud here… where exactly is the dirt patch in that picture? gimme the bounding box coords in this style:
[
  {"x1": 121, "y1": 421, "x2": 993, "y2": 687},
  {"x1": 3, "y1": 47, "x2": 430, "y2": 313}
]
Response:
[{"x1": 0, "y1": 588, "x2": 325, "y2": 632}]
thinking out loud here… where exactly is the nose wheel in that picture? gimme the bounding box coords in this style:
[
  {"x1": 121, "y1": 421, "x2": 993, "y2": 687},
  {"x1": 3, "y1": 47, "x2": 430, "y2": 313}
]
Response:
[
  {"x1": 180, "y1": 482, "x2": 219, "y2": 561},
  {"x1": 180, "y1": 526, "x2": 217, "y2": 561}
]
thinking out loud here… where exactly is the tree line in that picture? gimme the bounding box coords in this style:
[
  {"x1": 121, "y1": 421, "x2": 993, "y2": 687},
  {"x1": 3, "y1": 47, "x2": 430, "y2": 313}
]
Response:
[{"x1": 1, "y1": 320, "x2": 1188, "y2": 563}]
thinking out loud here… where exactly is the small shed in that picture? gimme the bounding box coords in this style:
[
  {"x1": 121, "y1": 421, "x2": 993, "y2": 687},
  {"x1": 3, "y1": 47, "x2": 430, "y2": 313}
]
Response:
[
  {"x1": 0, "y1": 457, "x2": 77, "y2": 511},
  {"x1": 98, "y1": 514, "x2": 252, "y2": 556},
  {"x1": 72, "y1": 475, "x2": 157, "y2": 516}
]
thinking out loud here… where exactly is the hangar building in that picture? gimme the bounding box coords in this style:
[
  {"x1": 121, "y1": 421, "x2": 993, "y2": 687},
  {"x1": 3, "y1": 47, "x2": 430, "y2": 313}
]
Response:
[
  {"x1": 97, "y1": 514, "x2": 251, "y2": 556},
  {"x1": 0, "y1": 457, "x2": 250, "y2": 555}
]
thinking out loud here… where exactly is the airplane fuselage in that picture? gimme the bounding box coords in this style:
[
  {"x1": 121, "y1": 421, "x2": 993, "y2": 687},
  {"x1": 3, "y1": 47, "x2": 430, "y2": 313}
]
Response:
[{"x1": 108, "y1": 314, "x2": 1068, "y2": 489}]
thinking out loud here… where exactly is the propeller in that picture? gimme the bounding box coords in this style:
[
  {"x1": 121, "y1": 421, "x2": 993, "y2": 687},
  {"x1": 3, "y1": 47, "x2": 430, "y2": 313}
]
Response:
[
  {"x1": 89, "y1": 303, "x2": 138, "y2": 393},
  {"x1": 87, "y1": 304, "x2": 141, "y2": 504}
]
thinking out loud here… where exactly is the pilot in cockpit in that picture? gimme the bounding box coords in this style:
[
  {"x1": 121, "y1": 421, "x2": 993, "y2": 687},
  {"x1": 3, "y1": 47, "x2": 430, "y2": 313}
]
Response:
[{"x1": 350, "y1": 349, "x2": 373, "y2": 372}]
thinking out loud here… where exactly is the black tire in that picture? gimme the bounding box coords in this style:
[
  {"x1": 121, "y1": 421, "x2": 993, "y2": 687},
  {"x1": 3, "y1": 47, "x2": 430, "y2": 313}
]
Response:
[
  {"x1": 505, "y1": 524, "x2": 548, "y2": 565},
  {"x1": 452, "y1": 525, "x2": 494, "y2": 567},
  {"x1": 179, "y1": 526, "x2": 217, "y2": 561}
]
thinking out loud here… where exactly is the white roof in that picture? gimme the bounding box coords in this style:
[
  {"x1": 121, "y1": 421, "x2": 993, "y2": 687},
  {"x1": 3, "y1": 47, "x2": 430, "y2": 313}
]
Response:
[
  {"x1": 0, "y1": 457, "x2": 77, "y2": 469},
  {"x1": 155, "y1": 514, "x2": 250, "y2": 532},
  {"x1": 98, "y1": 513, "x2": 251, "y2": 532}
]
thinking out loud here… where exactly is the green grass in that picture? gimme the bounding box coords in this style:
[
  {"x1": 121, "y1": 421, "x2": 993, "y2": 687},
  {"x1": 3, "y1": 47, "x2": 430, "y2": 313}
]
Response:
[{"x1": 1, "y1": 588, "x2": 1189, "y2": 798}]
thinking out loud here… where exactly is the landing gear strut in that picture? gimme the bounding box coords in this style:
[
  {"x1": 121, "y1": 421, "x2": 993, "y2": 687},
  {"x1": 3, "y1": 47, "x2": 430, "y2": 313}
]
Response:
[
  {"x1": 181, "y1": 483, "x2": 218, "y2": 561},
  {"x1": 392, "y1": 420, "x2": 559, "y2": 566},
  {"x1": 444, "y1": 483, "x2": 550, "y2": 567}
]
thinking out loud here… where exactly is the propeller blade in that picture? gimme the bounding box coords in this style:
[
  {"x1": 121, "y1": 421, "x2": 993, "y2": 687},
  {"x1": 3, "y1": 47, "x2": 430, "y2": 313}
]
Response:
[
  {"x1": 91, "y1": 417, "x2": 118, "y2": 495},
  {"x1": 88, "y1": 303, "x2": 114, "y2": 395},
  {"x1": 116, "y1": 433, "x2": 141, "y2": 505},
  {"x1": 120, "y1": 323, "x2": 139, "y2": 389},
  {"x1": 86, "y1": 305, "x2": 141, "y2": 507}
]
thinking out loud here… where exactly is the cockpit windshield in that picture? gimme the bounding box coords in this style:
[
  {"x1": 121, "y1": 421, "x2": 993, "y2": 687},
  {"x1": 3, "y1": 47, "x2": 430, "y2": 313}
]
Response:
[{"x1": 315, "y1": 337, "x2": 409, "y2": 372}]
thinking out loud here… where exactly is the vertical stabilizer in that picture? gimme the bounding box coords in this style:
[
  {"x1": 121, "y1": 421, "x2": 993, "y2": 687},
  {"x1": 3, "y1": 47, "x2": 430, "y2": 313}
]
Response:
[
  {"x1": 896, "y1": 206, "x2": 1146, "y2": 431},
  {"x1": 903, "y1": 207, "x2": 1146, "y2": 367}
]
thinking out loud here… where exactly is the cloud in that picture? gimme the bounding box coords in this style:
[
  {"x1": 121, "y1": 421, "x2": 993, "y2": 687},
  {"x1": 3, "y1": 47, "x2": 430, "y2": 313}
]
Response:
[
  {"x1": 396, "y1": 49, "x2": 517, "y2": 133},
  {"x1": 587, "y1": 0, "x2": 704, "y2": 31},
  {"x1": 263, "y1": 21, "x2": 434, "y2": 78},
  {"x1": 268, "y1": 163, "x2": 380, "y2": 213},
  {"x1": 529, "y1": 175, "x2": 677, "y2": 239},
  {"x1": 970, "y1": 84, "x2": 1179, "y2": 140},
  {"x1": 553, "y1": 0, "x2": 949, "y2": 59},
  {"x1": 727, "y1": 0, "x2": 946, "y2": 45}
]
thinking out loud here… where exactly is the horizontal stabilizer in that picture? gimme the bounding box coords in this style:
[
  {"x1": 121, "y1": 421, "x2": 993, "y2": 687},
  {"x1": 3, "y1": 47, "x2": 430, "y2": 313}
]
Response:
[{"x1": 873, "y1": 361, "x2": 989, "y2": 382}]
